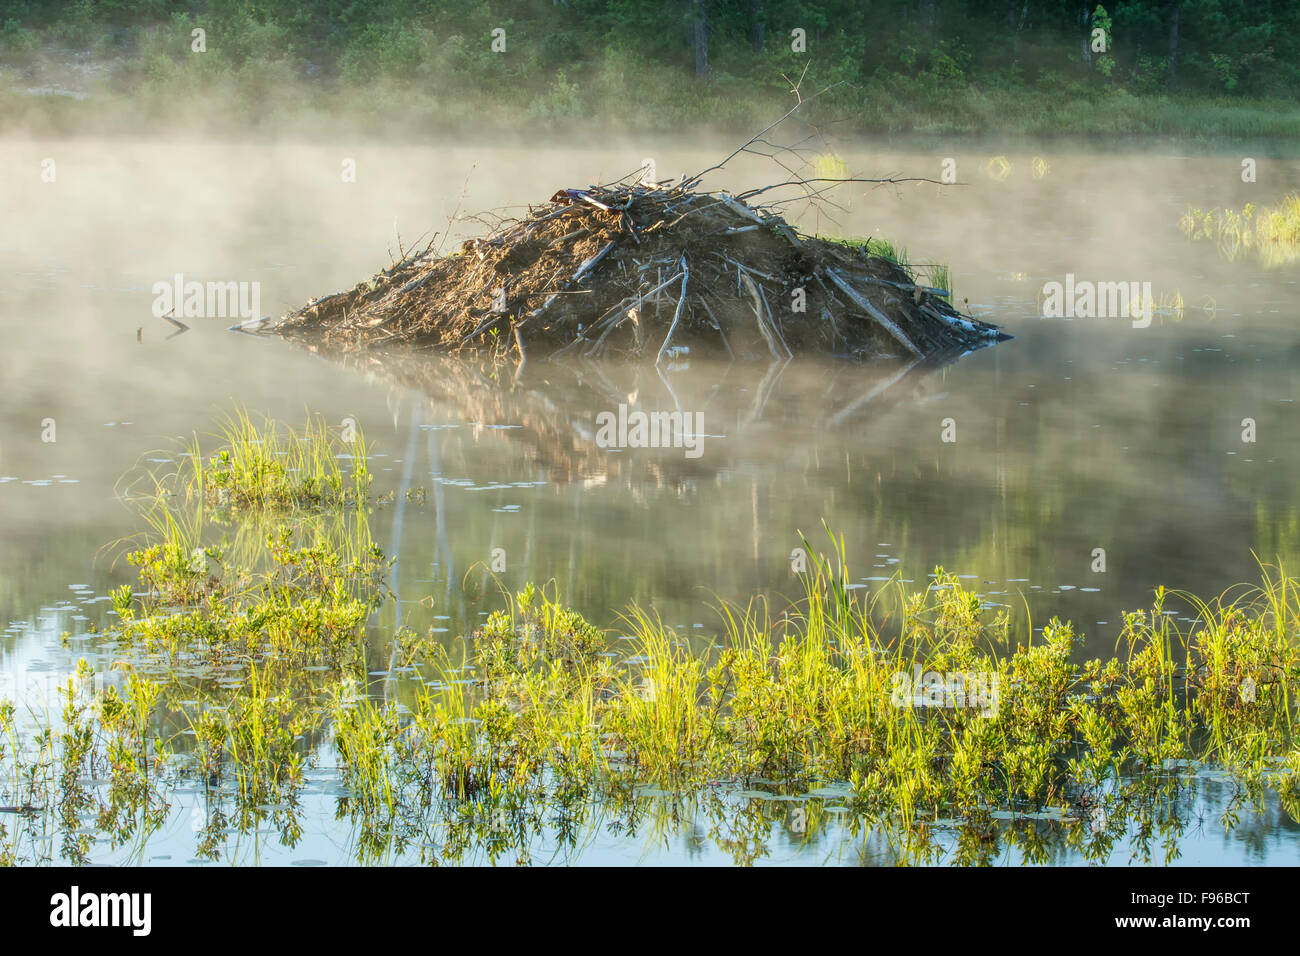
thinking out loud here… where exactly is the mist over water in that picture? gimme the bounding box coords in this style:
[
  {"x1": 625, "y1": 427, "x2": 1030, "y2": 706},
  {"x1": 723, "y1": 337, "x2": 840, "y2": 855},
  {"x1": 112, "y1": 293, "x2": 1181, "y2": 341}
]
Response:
[{"x1": 3, "y1": 136, "x2": 1299, "y2": 864}]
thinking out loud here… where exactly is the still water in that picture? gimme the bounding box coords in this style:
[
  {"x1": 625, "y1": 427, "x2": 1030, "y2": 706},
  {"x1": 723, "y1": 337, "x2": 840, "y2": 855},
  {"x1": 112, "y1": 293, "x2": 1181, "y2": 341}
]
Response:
[{"x1": 1, "y1": 140, "x2": 1298, "y2": 864}]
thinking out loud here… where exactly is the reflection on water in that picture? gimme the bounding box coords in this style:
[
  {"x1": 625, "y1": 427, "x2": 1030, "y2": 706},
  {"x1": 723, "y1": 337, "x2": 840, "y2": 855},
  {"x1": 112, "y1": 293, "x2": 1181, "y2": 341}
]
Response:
[
  {"x1": 302, "y1": 344, "x2": 976, "y2": 480},
  {"x1": 283, "y1": 321, "x2": 1300, "y2": 662},
  {"x1": 2, "y1": 141, "x2": 1299, "y2": 864}
]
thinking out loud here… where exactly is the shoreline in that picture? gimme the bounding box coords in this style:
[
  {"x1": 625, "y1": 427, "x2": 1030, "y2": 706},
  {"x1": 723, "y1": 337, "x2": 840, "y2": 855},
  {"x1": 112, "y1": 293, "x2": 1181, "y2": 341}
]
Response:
[{"x1": 2, "y1": 47, "x2": 1298, "y2": 154}]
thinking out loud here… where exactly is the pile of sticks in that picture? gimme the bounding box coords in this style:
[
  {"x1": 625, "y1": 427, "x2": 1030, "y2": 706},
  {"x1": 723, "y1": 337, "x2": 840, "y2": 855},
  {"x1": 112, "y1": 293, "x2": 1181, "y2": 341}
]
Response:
[{"x1": 269, "y1": 178, "x2": 1006, "y2": 364}]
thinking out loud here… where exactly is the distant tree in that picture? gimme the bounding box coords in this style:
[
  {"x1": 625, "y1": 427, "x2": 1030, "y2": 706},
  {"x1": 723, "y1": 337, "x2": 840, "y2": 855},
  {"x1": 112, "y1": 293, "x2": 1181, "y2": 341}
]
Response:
[
  {"x1": 748, "y1": 0, "x2": 765, "y2": 53},
  {"x1": 1167, "y1": 0, "x2": 1181, "y2": 91},
  {"x1": 692, "y1": 0, "x2": 712, "y2": 78}
]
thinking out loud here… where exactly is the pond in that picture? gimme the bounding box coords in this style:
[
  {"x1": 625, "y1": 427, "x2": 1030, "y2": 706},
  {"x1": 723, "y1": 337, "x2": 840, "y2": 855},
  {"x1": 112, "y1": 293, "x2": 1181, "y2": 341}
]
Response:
[{"x1": 1, "y1": 139, "x2": 1298, "y2": 865}]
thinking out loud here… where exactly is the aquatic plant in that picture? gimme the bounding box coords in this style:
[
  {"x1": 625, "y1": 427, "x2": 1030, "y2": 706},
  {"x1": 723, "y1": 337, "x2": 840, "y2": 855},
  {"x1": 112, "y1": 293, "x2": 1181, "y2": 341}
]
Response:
[
  {"x1": 113, "y1": 508, "x2": 388, "y2": 668},
  {"x1": 6, "y1": 406, "x2": 1300, "y2": 865},
  {"x1": 136, "y1": 407, "x2": 372, "y2": 514},
  {"x1": 322, "y1": 544, "x2": 1300, "y2": 836},
  {"x1": 929, "y1": 262, "x2": 954, "y2": 303},
  {"x1": 1179, "y1": 194, "x2": 1300, "y2": 267}
]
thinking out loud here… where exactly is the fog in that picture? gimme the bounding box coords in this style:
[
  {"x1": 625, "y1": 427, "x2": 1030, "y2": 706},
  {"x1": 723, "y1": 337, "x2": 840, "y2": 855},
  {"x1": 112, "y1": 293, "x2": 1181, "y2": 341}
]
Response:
[{"x1": 3, "y1": 127, "x2": 1298, "y2": 645}]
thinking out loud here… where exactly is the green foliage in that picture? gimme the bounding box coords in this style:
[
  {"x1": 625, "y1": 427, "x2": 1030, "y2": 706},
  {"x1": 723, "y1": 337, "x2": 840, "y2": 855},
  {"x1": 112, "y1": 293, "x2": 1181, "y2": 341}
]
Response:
[
  {"x1": 7, "y1": 402, "x2": 1300, "y2": 864},
  {"x1": 136, "y1": 407, "x2": 372, "y2": 515},
  {"x1": 474, "y1": 581, "x2": 607, "y2": 680},
  {"x1": 3, "y1": 1, "x2": 1300, "y2": 138}
]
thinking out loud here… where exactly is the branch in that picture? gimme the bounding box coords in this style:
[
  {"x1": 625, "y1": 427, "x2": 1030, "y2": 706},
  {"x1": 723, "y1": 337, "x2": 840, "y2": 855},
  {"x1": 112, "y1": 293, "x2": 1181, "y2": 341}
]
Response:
[
  {"x1": 682, "y1": 67, "x2": 840, "y2": 189},
  {"x1": 739, "y1": 176, "x2": 953, "y2": 204}
]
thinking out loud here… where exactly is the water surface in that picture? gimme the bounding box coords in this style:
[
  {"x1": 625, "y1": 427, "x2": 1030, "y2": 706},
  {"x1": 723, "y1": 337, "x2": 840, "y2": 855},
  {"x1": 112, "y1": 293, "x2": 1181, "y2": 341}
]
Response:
[{"x1": 2, "y1": 140, "x2": 1298, "y2": 864}]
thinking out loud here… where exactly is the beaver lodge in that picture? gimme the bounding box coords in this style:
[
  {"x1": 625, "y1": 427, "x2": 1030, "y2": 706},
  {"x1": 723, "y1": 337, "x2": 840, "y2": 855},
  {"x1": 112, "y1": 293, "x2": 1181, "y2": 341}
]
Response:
[{"x1": 268, "y1": 179, "x2": 1008, "y2": 364}]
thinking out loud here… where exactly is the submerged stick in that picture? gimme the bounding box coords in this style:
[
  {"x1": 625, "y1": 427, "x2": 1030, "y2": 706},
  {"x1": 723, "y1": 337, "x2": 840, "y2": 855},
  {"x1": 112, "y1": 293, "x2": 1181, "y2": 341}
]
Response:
[{"x1": 514, "y1": 324, "x2": 528, "y2": 375}]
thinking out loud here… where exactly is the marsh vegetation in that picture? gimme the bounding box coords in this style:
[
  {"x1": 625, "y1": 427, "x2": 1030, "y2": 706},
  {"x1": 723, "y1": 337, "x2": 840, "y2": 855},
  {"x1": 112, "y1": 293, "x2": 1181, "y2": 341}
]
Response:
[
  {"x1": 1180, "y1": 194, "x2": 1300, "y2": 267},
  {"x1": 2, "y1": 416, "x2": 1298, "y2": 866}
]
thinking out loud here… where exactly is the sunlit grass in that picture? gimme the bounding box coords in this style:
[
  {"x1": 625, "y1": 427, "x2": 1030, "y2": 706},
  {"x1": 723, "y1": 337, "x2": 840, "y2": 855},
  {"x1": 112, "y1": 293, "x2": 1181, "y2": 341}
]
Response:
[
  {"x1": 6, "y1": 461, "x2": 1300, "y2": 863},
  {"x1": 1179, "y1": 194, "x2": 1300, "y2": 266},
  {"x1": 142, "y1": 407, "x2": 372, "y2": 513},
  {"x1": 929, "y1": 262, "x2": 954, "y2": 303},
  {"x1": 821, "y1": 234, "x2": 908, "y2": 268},
  {"x1": 821, "y1": 235, "x2": 955, "y2": 302}
]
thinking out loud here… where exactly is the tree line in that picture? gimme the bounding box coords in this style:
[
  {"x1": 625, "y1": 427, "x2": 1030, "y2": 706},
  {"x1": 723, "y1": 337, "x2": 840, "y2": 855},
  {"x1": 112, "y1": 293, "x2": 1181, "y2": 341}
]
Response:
[{"x1": 2, "y1": 0, "x2": 1296, "y2": 99}]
